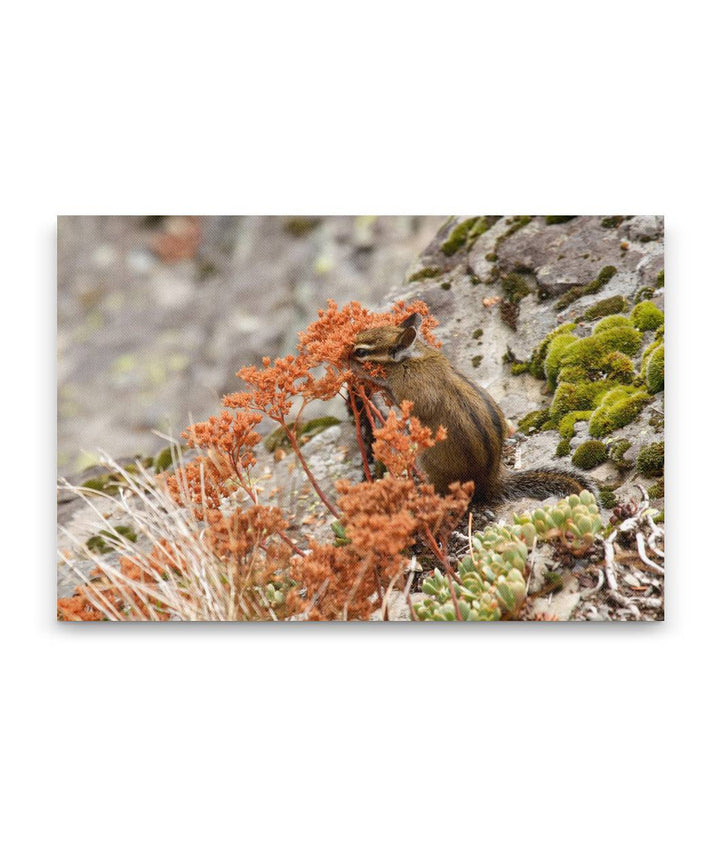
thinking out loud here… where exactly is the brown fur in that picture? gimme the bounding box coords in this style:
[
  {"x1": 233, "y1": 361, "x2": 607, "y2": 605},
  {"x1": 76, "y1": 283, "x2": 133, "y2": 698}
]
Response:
[{"x1": 352, "y1": 315, "x2": 593, "y2": 504}]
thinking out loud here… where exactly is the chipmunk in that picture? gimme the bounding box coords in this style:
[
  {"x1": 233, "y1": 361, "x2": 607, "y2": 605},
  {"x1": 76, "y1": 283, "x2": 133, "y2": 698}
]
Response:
[{"x1": 350, "y1": 312, "x2": 594, "y2": 504}]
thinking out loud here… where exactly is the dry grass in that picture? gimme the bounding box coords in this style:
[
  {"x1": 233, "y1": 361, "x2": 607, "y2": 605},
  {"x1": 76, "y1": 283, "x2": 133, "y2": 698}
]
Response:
[{"x1": 57, "y1": 444, "x2": 282, "y2": 621}]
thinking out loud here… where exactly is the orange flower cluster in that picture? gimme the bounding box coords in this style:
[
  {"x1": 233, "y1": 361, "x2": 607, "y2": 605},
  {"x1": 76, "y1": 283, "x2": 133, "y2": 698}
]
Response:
[
  {"x1": 165, "y1": 409, "x2": 264, "y2": 519},
  {"x1": 372, "y1": 400, "x2": 447, "y2": 477},
  {"x1": 288, "y1": 476, "x2": 472, "y2": 620}
]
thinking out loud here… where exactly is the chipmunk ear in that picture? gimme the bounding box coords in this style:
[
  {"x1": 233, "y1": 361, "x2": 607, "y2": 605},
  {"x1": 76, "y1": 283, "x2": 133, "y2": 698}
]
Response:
[
  {"x1": 391, "y1": 323, "x2": 418, "y2": 361},
  {"x1": 399, "y1": 312, "x2": 422, "y2": 331}
]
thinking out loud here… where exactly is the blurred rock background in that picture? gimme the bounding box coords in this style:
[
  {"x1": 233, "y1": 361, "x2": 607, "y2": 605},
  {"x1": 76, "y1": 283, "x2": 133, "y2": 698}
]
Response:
[{"x1": 57, "y1": 215, "x2": 445, "y2": 474}]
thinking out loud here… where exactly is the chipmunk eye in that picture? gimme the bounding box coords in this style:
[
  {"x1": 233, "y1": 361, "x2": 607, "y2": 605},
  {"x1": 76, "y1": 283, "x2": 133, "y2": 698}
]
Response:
[{"x1": 353, "y1": 347, "x2": 371, "y2": 359}]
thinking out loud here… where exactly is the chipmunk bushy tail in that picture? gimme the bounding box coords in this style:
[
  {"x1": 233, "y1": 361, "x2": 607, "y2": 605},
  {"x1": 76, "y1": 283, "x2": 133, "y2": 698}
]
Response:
[{"x1": 500, "y1": 468, "x2": 597, "y2": 502}]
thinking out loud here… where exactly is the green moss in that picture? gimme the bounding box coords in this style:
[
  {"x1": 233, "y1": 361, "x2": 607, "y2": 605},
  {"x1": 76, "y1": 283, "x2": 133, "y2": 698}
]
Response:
[
  {"x1": 545, "y1": 216, "x2": 576, "y2": 224},
  {"x1": 440, "y1": 281, "x2": 452, "y2": 290},
  {"x1": 604, "y1": 351, "x2": 636, "y2": 383},
  {"x1": 636, "y1": 442, "x2": 664, "y2": 477},
  {"x1": 654, "y1": 509, "x2": 664, "y2": 524},
  {"x1": 555, "y1": 439, "x2": 571, "y2": 457},
  {"x1": 599, "y1": 489, "x2": 617, "y2": 508},
  {"x1": 80, "y1": 474, "x2": 120, "y2": 496},
  {"x1": 588, "y1": 388, "x2": 651, "y2": 437},
  {"x1": 549, "y1": 379, "x2": 615, "y2": 423},
  {"x1": 154, "y1": 446, "x2": 174, "y2": 472},
  {"x1": 558, "y1": 410, "x2": 592, "y2": 439},
  {"x1": 601, "y1": 216, "x2": 625, "y2": 228},
  {"x1": 608, "y1": 438, "x2": 632, "y2": 469},
  {"x1": 641, "y1": 338, "x2": 662, "y2": 375},
  {"x1": 555, "y1": 265, "x2": 617, "y2": 310},
  {"x1": 646, "y1": 344, "x2": 664, "y2": 393},
  {"x1": 630, "y1": 300, "x2": 664, "y2": 331},
  {"x1": 501, "y1": 272, "x2": 532, "y2": 303},
  {"x1": 441, "y1": 217, "x2": 481, "y2": 256},
  {"x1": 518, "y1": 409, "x2": 550, "y2": 434},
  {"x1": 544, "y1": 333, "x2": 578, "y2": 388},
  {"x1": 527, "y1": 322, "x2": 577, "y2": 379},
  {"x1": 583, "y1": 295, "x2": 628, "y2": 321},
  {"x1": 572, "y1": 440, "x2": 608, "y2": 470},
  {"x1": 560, "y1": 326, "x2": 643, "y2": 377},
  {"x1": 86, "y1": 525, "x2": 138, "y2": 555},
  {"x1": 81, "y1": 476, "x2": 109, "y2": 492},
  {"x1": 657, "y1": 269, "x2": 664, "y2": 289},
  {"x1": 592, "y1": 314, "x2": 633, "y2": 334},
  {"x1": 485, "y1": 252, "x2": 498, "y2": 262},
  {"x1": 407, "y1": 265, "x2": 442, "y2": 283},
  {"x1": 472, "y1": 328, "x2": 483, "y2": 339},
  {"x1": 647, "y1": 479, "x2": 664, "y2": 500},
  {"x1": 467, "y1": 216, "x2": 493, "y2": 241},
  {"x1": 596, "y1": 265, "x2": 619, "y2": 287},
  {"x1": 471, "y1": 355, "x2": 483, "y2": 368},
  {"x1": 510, "y1": 362, "x2": 529, "y2": 375}
]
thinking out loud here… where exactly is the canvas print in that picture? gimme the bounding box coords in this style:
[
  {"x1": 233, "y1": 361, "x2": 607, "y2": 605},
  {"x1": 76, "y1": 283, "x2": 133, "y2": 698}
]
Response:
[{"x1": 57, "y1": 215, "x2": 665, "y2": 621}]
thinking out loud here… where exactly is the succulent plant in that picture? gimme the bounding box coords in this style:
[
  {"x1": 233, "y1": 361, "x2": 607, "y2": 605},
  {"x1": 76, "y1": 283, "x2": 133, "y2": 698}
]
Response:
[{"x1": 414, "y1": 491, "x2": 602, "y2": 621}]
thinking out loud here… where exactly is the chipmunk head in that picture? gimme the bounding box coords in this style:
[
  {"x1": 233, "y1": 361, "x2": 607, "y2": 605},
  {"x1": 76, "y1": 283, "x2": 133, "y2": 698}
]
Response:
[{"x1": 350, "y1": 312, "x2": 422, "y2": 365}]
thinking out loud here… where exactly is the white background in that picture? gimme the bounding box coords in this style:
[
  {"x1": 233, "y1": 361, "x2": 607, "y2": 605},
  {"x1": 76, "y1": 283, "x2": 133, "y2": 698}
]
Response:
[{"x1": 2, "y1": 2, "x2": 715, "y2": 854}]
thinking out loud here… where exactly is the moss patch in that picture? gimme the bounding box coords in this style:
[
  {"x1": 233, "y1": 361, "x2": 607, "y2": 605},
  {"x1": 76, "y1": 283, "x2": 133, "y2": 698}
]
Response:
[
  {"x1": 583, "y1": 295, "x2": 628, "y2": 322},
  {"x1": 555, "y1": 438, "x2": 571, "y2": 457},
  {"x1": 647, "y1": 479, "x2": 664, "y2": 500},
  {"x1": 646, "y1": 344, "x2": 664, "y2": 393},
  {"x1": 588, "y1": 388, "x2": 651, "y2": 437},
  {"x1": 86, "y1": 525, "x2": 138, "y2": 555},
  {"x1": 501, "y1": 272, "x2": 532, "y2": 303},
  {"x1": 549, "y1": 379, "x2": 615, "y2": 424},
  {"x1": 555, "y1": 265, "x2": 618, "y2": 311},
  {"x1": 544, "y1": 333, "x2": 578, "y2": 389},
  {"x1": 630, "y1": 300, "x2": 664, "y2": 331},
  {"x1": 637, "y1": 442, "x2": 664, "y2": 477},
  {"x1": 599, "y1": 488, "x2": 617, "y2": 509},
  {"x1": 441, "y1": 216, "x2": 493, "y2": 256},
  {"x1": 441, "y1": 218, "x2": 480, "y2": 255},
  {"x1": 608, "y1": 438, "x2": 632, "y2": 469},
  {"x1": 572, "y1": 440, "x2": 608, "y2": 470},
  {"x1": 528, "y1": 322, "x2": 577, "y2": 379},
  {"x1": 407, "y1": 265, "x2": 443, "y2": 283},
  {"x1": 558, "y1": 410, "x2": 592, "y2": 440},
  {"x1": 518, "y1": 409, "x2": 550, "y2": 434}
]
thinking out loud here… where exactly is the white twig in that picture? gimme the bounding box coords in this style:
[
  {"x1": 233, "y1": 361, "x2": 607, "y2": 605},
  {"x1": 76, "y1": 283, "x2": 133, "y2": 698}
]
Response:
[
  {"x1": 636, "y1": 532, "x2": 665, "y2": 575},
  {"x1": 604, "y1": 530, "x2": 619, "y2": 590}
]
